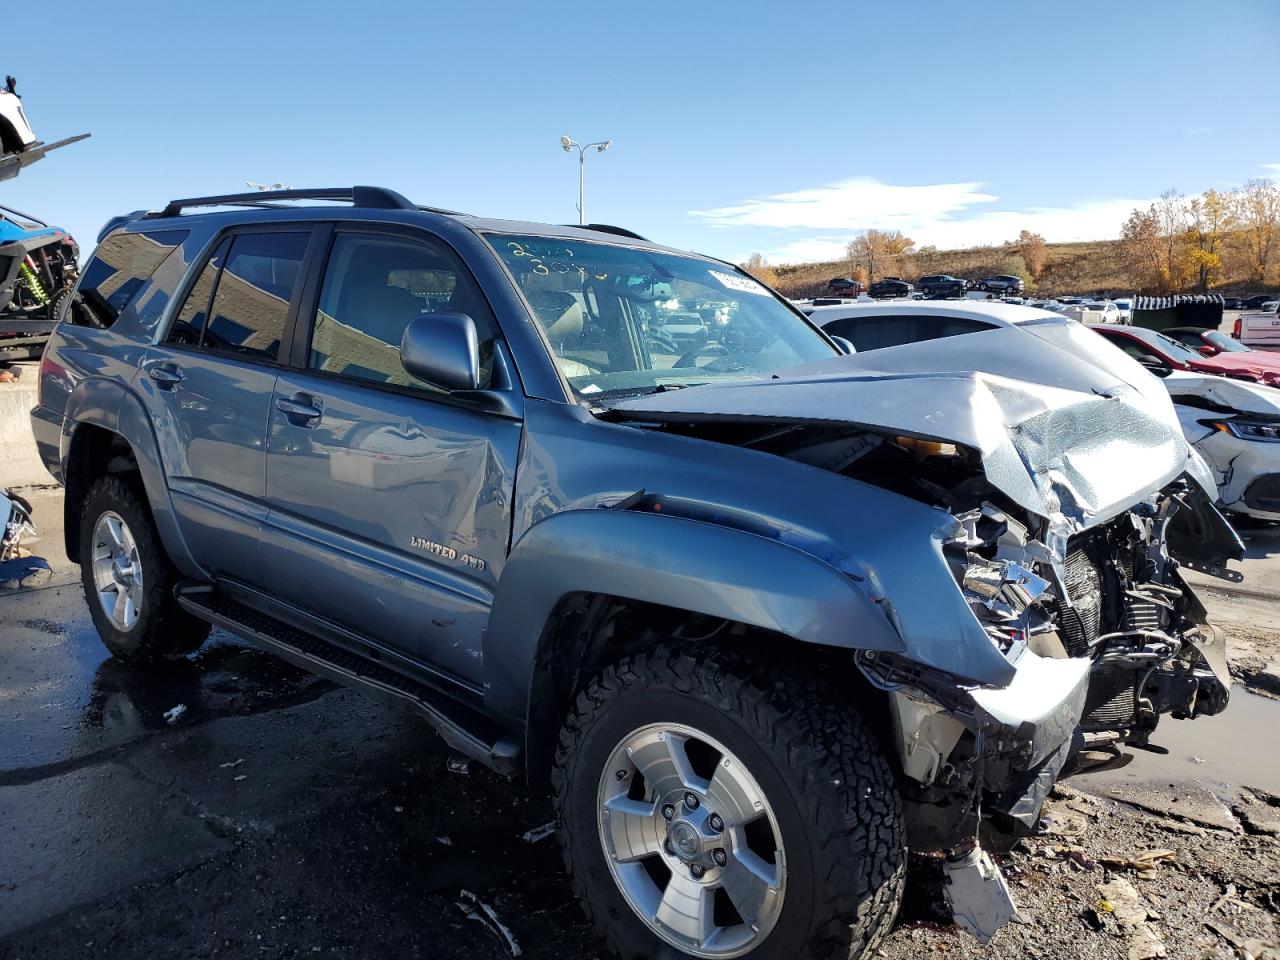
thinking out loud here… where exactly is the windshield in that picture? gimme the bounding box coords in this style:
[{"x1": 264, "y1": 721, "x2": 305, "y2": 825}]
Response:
[
  {"x1": 1204, "y1": 330, "x2": 1251, "y2": 353},
  {"x1": 1128, "y1": 327, "x2": 1203, "y2": 362},
  {"x1": 486, "y1": 234, "x2": 838, "y2": 397}
]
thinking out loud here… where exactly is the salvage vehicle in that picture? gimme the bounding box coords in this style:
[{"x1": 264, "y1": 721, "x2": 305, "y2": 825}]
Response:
[
  {"x1": 1234, "y1": 308, "x2": 1280, "y2": 352},
  {"x1": 33, "y1": 187, "x2": 1243, "y2": 959},
  {"x1": 1092, "y1": 321, "x2": 1280, "y2": 386},
  {"x1": 1162, "y1": 371, "x2": 1280, "y2": 522},
  {"x1": 974, "y1": 275, "x2": 1024, "y2": 295},
  {"x1": 916, "y1": 274, "x2": 969, "y2": 298},
  {"x1": 867, "y1": 276, "x2": 913, "y2": 299},
  {"x1": 0, "y1": 204, "x2": 80, "y2": 360},
  {"x1": 0, "y1": 75, "x2": 89, "y2": 182}
]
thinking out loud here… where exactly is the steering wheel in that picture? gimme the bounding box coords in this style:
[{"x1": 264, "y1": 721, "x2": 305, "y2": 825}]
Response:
[{"x1": 674, "y1": 341, "x2": 730, "y2": 369}]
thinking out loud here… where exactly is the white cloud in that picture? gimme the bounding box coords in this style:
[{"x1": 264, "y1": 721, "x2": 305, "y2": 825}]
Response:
[
  {"x1": 690, "y1": 175, "x2": 1152, "y2": 264},
  {"x1": 1263, "y1": 162, "x2": 1280, "y2": 175},
  {"x1": 689, "y1": 176, "x2": 998, "y2": 232}
]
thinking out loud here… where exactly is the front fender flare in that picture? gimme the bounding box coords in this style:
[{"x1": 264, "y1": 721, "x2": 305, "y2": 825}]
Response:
[{"x1": 483, "y1": 508, "x2": 906, "y2": 728}]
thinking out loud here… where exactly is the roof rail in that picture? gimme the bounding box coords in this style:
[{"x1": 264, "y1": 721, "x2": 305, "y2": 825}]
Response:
[
  {"x1": 573, "y1": 223, "x2": 649, "y2": 241},
  {"x1": 150, "y1": 185, "x2": 418, "y2": 218}
]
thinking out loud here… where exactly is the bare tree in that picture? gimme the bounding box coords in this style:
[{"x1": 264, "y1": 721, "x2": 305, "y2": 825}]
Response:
[
  {"x1": 1016, "y1": 229, "x2": 1048, "y2": 280},
  {"x1": 740, "y1": 252, "x2": 779, "y2": 288},
  {"x1": 1120, "y1": 206, "x2": 1165, "y2": 291},
  {"x1": 1154, "y1": 189, "x2": 1188, "y2": 287},
  {"x1": 1236, "y1": 178, "x2": 1280, "y2": 284},
  {"x1": 847, "y1": 229, "x2": 915, "y2": 281}
]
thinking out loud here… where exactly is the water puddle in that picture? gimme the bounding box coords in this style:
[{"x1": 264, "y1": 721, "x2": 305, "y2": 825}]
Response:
[{"x1": 1082, "y1": 687, "x2": 1280, "y2": 797}]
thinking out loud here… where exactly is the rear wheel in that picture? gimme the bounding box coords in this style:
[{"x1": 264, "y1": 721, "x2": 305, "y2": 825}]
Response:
[
  {"x1": 554, "y1": 647, "x2": 905, "y2": 959},
  {"x1": 79, "y1": 475, "x2": 209, "y2": 661}
]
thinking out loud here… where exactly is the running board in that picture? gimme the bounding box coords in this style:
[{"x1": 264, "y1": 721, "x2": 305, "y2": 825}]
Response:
[{"x1": 174, "y1": 584, "x2": 520, "y2": 775}]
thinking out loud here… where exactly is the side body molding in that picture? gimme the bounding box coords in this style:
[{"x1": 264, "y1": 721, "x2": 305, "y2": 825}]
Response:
[
  {"x1": 62, "y1": 382, "x2": 205, "y2": 579},
  {"x1": 482, "y1": 508, "x2": 906, "y2": 727}
]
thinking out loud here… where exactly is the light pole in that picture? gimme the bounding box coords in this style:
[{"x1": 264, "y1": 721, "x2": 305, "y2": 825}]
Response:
[{"x1": 560, "y1": 135, "x2": 612, "y2": 225}]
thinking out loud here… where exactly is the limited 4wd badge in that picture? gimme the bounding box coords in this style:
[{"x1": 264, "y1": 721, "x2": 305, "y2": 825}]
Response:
[{"x1": 410, "y1": 536, "x2": 485, "y2": 571}]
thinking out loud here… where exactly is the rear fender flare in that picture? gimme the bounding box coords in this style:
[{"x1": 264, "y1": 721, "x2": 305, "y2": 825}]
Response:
[
  {"x1": 482, "y1": 508, "x2": 906, "y2": 729},
  {"x1": 62, "y1": 381, "x2": 203, "y2": 578}
]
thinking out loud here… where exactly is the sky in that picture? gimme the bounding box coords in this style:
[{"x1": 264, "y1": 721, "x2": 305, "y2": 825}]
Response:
[{"x1": 4, "y1": 0, "x2": 1279, "y2": 266}]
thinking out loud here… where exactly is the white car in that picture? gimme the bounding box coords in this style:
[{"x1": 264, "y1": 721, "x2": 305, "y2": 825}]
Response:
[
  {"x1": 1164, "y1": 371, "x2": 1280, "y2": 521},
  {"x1": 807, "y1": 298, "x2": 1065, "y2": 352},
  {"x1": 1111, "y1": 299, "x2": 1133, "y2": 324},
  {"x1": 0, "y1": 76, "x2": 37, "y2": 158}
]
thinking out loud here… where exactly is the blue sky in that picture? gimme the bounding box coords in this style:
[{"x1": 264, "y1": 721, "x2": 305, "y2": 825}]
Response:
[{"x1": 4, "y1": 0, "x2": 1278, "y2": 264}]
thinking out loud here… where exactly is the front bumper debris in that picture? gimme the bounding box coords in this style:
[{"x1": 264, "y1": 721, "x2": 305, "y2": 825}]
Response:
[{"x1": 943, "y1": 846, "x2": 1024, "y2": 943}]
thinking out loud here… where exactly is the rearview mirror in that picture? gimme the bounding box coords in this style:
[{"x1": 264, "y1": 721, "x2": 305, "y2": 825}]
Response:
[
  {"x1": 830, "y1": 336, "x2": 856, "y2": 355},
  {"x1": 400, "y1": 312, "x2": 480, "y2": 392}
]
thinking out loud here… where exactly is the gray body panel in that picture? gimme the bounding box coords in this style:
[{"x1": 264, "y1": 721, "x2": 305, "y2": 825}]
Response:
[{"x1": 29, "y1": 201, "x2": 1242, "y2": 763}]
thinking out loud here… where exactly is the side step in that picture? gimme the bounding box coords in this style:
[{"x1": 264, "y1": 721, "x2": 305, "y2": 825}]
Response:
[{"x1": 175, "y1": 584, "x2": 521, "y2": 775}]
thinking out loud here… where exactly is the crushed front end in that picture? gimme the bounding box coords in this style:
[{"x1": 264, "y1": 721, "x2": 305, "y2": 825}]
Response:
[{"x1": 856, "y1": 478, "x2": 1240, "y2": 940}]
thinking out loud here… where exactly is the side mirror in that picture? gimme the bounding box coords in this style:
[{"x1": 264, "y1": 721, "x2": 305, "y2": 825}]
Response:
[
  {"x1": 830, "y1": 335, "x2": 856, "y2": 355},
  {"x1": 400, "y1": 312, "x2": 480, "y2": 392},
  {"x1": 1198, "y1": 344, "x2": 1219, "y2": 357}
]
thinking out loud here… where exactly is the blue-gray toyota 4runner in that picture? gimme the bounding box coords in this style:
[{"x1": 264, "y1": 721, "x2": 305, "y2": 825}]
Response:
[{"x1": 32, "y1": 186, "x2": 1243, "y2": 959}]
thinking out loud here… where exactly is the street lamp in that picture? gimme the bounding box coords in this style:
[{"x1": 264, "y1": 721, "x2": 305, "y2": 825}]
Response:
[{"x1": 560, "y1": 135, "x2": 612, "y2": 225}]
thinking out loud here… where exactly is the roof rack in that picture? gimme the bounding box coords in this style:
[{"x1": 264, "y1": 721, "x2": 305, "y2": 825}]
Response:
[
  {"x1": 573, "y1": 223, "x2": 649, "y2": 241},
  {"x1": 150, "y1": 185, "x2": 419, "y2": 218}
]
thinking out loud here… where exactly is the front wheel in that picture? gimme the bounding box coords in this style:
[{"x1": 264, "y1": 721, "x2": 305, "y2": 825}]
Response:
[{"x1": 553, "y1": 647, "x2": 905, "y2": 960}]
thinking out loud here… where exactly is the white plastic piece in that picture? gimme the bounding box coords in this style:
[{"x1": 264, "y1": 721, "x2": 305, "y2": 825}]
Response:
[
  {"x1": 943, "y1": 846, "x2": 1024, "y2": 943},
  {"x1": 889, "y1": 691, "x2": 966, "y2": 785}
]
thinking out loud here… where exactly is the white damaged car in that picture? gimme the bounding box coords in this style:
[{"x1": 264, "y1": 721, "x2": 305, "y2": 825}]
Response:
[{"x1": 1164, "y1": 371, "x2": 1280, "y2": 522}]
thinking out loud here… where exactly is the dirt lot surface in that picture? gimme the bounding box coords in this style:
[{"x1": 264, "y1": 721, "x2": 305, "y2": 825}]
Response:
[{"x1": 1, "y1": 486, "x2": 1278, "y2": 960}]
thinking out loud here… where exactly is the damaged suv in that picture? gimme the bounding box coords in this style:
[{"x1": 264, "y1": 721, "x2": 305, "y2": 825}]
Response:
[{"x1": 32, "y1": 187, "x2": 1242, "y2": 959}]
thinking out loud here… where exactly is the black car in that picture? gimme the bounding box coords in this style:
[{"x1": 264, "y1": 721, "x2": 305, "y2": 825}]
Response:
[
  {"x1": 917, "y1": 274, "x2": 968, "y2": 298},
  {"x1": 1241, "y1": 295, "x2": 1276, "y2": 310},
  {"x1": 826, "y1": 276, "x2": 862, "y2": 294},
  {"x1": 1221, "y1": 297, "x2": 1245, "y2": 310},
  {"x1": 974, "y1": 275, "x2": 1025, "y2": 295},
  {"x1": 867, "y1": 277, "x2": 913, "y2": 299}
]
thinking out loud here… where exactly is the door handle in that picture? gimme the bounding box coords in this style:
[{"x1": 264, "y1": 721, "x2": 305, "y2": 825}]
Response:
[
  {"x1": 275, "y1": 393, "x2": 323, "y2": 424},
  {"x1": 147, "y1": 361, "x2": 184, "y2": 388}
]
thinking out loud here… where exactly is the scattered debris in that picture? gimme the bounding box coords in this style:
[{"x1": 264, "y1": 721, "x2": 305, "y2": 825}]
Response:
[
  {"x1": 219, "y1": 758, "x2": 244, "y2": 769},
  {"x1": 1096, "y1": 877, "x2": 1166, "y2": 960},
  {"x1": 520, "y1": 822, "x2": 556, "y2": 844},
  {"x1": 447, "y1": 756, "x2": 470, "y2": 775},
  {"x1": 435, "y1": 835, "x2": 452, "y2": 846},
  {"x1": 232, "y1": 774, "x2": 247, "y2": 782},
  {"x1": 1098, "y1": 849, "x2": 1176, "y2": 880},
  {"x1": 1205, "y1": 921, "x2": 1280, "y2": 960},
  {"x1": 162, "y1": 704, "x2": 187, "y2": 724},
  {"x1": 457, "y1": 889, "x2": 522, "y2": 957}
]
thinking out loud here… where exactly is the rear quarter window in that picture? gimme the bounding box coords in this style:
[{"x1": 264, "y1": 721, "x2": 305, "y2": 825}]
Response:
[{"x1": 67, "y1": 230, "x2": 189, "y2": 328}]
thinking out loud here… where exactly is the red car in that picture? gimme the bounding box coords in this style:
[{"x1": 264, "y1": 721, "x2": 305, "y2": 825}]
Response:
[{"x1": 1089, "y1": 323, "x2": 1280, "y2": 387}]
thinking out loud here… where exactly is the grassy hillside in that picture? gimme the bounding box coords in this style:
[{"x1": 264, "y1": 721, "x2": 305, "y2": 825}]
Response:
[{"x1": 771, "y1": 238, "x2": 1132, "y2": 298}]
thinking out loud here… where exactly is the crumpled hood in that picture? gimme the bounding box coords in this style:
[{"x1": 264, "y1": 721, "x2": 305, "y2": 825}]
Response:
[{"x1": 611, "y1": 318, "x2": 1213, "y2": 554}]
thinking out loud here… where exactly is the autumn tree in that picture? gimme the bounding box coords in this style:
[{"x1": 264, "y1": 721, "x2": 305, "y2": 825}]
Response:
[
  {"x1": 1016, "y1": 230, "x2": 1048, "y2": 280},
  {"x1": 1183, "y1": 188, "x2": 1235, "y2": 290},
  {"x1": 1236, "y1": 178, "x2": 1280, "y2": 284},
  {"x1": 740, "y1": 252, "x2": 779, "y2": 288},
  {"x1": 846, "y1": 229, "x2": 915, "y2": 281}
]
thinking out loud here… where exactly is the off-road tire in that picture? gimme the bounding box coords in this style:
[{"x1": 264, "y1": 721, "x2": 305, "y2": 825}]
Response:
[
  {"x1": 553, "y1": 646, "x2": 906, "y2": 960},
  {"x1": 79, "y1": 475, "x2": 209, "y2": 661}
]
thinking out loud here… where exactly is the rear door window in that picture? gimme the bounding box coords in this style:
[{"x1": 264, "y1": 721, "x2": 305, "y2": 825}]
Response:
[
  {"x1": 68, "y1": 230, "x2": 189, "y2": 328},
  {"x1": 167, "y1": 231, "x2": 309, "y2": 362}
]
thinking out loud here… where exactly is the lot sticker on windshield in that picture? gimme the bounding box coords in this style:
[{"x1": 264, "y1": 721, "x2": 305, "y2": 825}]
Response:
[{"x1": 709, "y1": 270, "x2": 770, "y2": 296}]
